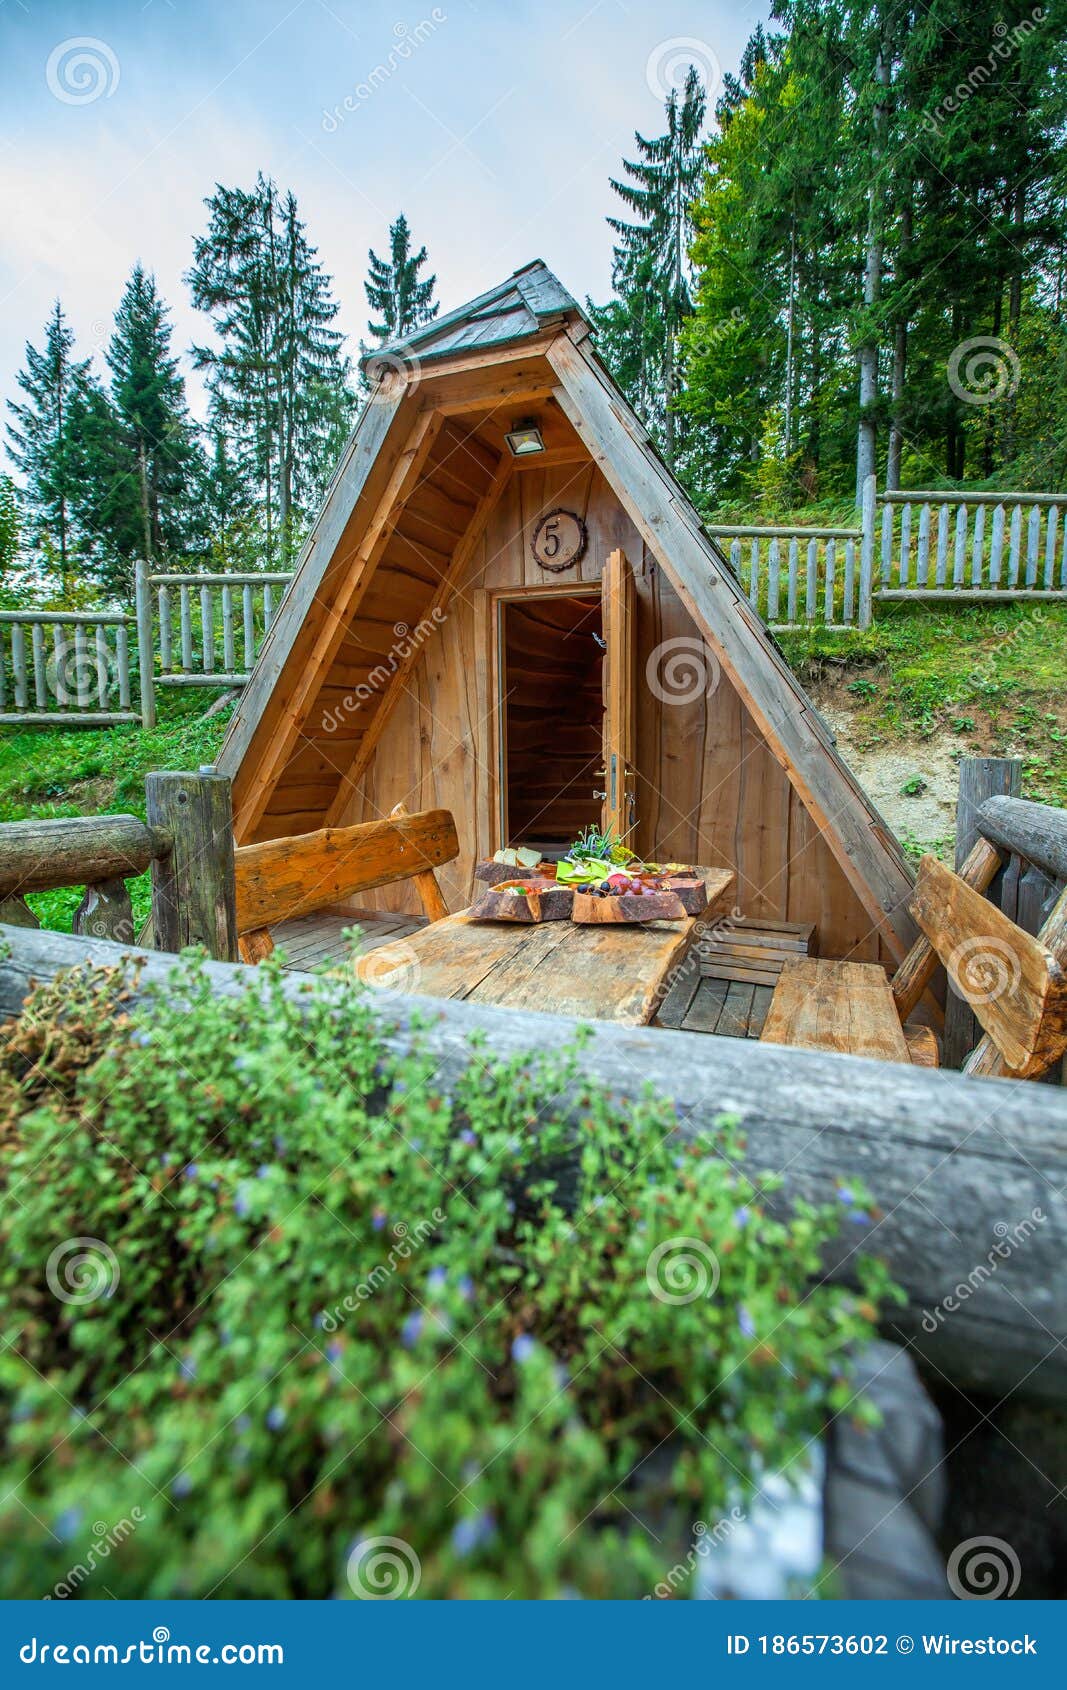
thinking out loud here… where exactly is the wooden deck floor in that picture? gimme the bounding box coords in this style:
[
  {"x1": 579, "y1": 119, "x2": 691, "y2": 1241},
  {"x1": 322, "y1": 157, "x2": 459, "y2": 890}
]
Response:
[
  {"x1": 654, "y1": 951, "x2": 773, "y2": 1039},
  {"x1": 271, "y1": 906, "x2": 427, "y2": 970},
  {"x1": 270, "y1": 908, "x2": 773, "y2": 1040}
]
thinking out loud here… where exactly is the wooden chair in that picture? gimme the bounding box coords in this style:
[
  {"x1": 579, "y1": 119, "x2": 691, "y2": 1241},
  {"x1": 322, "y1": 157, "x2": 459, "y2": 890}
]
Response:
[
  {"x1": 762, "y1": 808, "x2": 1067, "y2": 1079},
  {"x1": 234, "y1": 802, "x2": 459, "y2": 963}
]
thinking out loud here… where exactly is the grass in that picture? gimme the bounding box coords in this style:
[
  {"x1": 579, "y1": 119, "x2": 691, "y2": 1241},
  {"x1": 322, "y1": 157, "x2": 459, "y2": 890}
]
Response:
[
  {"x1": 777, "y1": 600, "x2": 1067, "y2": 810},
  {"x1": 0, "y1": 692, "x2": 231, "y2": 931}
]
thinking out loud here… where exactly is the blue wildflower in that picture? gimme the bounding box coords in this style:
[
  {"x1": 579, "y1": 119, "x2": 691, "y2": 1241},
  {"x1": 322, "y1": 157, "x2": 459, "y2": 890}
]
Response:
[
  {"x1": 427, "y1": 1266, "x2": 447, "y2": 1292},
  {"x1": 266, "y1": 1405, "x2": 286, "y2": 1431},
  {"x1": 234, "y1": 1186, "x2": 251, "y2": 1218},
  {"x1": 451, "y1": 1512, "x2": 495, "y2": 1557},
  {"x1": 733, "y1": 1205, "x2": 751, "y2": 1228},
  {"x1": 459, "y1": 1128, "x2": 477, "y2": 1147},
  {"x1": 512, "y1": 1334, "x2": 536, "y2": 1363},
  {"x1": 737, "y1": 1306, "x2": 756, "y2": 1339},
  {"x1": 372, "y1": 1208, "x2": 387, "y2": 1232},
  {"x1": 184, "y1": 1162, "x2": 198, "y2": 1181},
  {"x1": 171, "y1": 1473, "x2": 193, "y2": 1499},
  {"x1": 256, "y1": 1164, "x2": 271, "y2": 1179},
  {"x1": 131, "y1": 1030, "x2": 152, "y2": 1047},
  {"x1": 457, "y1": 1275, "x2": 473, "y2": 1301},
  {"x1": 327, "y1": 1342, "x2": 343, "y2": 1364},
  {"x1": 401, "y1": 1312, "x2": 423, "y2": 1349},
  {"x1": 848, "y1": 1210, "x2": 871, "y2": 1226},
  {"x1": 54, "y1": 1506, "x2": 82, "y2": 1542},
  {"x1": 836, "y1": 1186, "x2": 855, "y2": 1205},
  {"x1": 179, "y1": 1355, "x2": 197, "y2": 1381}
]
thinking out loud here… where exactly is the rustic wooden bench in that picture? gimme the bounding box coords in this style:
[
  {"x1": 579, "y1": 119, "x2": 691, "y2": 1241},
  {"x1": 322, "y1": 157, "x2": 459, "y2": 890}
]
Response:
[
  {"x1": 761, "y1": 795, "x2": 1067, "y2": 1078},
  {"x1": 234, "y1": 802, "x2": 459, "y2": 963}
]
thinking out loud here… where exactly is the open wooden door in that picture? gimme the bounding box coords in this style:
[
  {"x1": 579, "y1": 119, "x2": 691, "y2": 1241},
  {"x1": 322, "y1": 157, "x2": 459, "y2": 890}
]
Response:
[{"x1": 600, "y1": 548, "x2": 637, "y2": 848}]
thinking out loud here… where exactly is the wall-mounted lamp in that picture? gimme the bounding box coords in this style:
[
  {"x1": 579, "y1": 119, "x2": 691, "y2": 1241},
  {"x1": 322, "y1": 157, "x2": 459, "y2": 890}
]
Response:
[{"x1": 505, "y1": 419, "x2": 545, "y2": 457}]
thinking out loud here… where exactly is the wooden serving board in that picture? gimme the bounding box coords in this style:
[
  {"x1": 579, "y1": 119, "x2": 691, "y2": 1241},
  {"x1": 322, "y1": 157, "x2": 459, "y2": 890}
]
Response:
[
  {"x1": 572, "y1": 888, "x2": 688, "y2": 924},
  {"x1": 474, "y1": 858, "x2": 557, "y2": 887},
  {"x1": 468, "y1": 879, "x2": 573, "y2": 923}
]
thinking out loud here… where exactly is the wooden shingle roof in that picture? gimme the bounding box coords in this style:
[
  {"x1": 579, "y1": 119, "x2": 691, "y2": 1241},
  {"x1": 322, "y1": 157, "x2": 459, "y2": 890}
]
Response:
[{"x1": 364, "y1": 260, "x2": 585, "y2": 369}]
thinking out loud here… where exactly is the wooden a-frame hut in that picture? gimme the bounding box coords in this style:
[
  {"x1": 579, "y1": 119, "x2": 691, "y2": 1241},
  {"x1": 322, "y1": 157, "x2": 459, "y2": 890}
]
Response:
[{"x1": 218, "y1": 261, "x2": 917, "y2": 964}]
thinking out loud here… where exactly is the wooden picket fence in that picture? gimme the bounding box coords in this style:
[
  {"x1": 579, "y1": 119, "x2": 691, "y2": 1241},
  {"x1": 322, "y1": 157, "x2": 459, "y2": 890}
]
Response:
[
  {"x1": 1, "y1": 480, "x2": 1065, "y2": 728},
  {"x1": 710, "y1": 476, "x2": 1067, "y2": 630}
]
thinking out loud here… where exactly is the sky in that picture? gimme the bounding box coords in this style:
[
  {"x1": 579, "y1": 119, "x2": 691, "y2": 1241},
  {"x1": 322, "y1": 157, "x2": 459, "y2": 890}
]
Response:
[{"x1": 0, "y1": 0, "x2": 768, "y2": 423}]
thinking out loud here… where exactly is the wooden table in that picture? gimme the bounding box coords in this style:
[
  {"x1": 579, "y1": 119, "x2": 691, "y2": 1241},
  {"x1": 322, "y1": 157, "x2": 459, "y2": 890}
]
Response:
[{"x1": 353, "y1": 868, "x2": 735, "y2": 1025}]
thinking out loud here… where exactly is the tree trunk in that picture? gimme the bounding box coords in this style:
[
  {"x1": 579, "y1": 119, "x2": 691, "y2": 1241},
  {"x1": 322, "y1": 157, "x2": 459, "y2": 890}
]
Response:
[
  {"x1": 886, "y1": 201, "x2": 911, "y2": 493},
  {"x1": 855, "y1": 42, "x2": 891, "y2": 503}
]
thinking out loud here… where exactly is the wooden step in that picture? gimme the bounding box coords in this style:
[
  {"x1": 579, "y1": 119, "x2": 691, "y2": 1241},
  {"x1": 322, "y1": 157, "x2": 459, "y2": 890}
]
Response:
[{"x1": 699, "y1": 917, "x2": 816, "y2": 989}]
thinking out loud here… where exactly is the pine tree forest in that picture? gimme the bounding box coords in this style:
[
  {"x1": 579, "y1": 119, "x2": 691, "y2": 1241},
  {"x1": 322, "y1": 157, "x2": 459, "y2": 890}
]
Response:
[{"x1": 5, "y1": 1, "x2": 1067, "y2": 607}]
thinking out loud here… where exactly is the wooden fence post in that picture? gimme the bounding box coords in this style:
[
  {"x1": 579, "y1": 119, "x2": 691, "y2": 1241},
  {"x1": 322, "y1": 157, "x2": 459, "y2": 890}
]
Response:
[
  {"x1": 942, "y1": 756, "x2": 1023, "y2": 1068},
  {"x1": 858, "y1": 472, "x2": 877, "y2": 629},
  {"x1": 135, "y1": 559, "x2": 157, "y2": 730},
  {"x1": 146, "y1": 769, "x2": 238, "y2": 961}
]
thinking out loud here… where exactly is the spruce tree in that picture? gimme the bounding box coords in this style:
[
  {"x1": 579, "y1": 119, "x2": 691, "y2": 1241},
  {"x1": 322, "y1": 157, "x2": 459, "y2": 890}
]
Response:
[
  {"x1": 5, "y1": 302, "x2": 96, "y2": 596},
  {"x1": 363, "y1": 213, "x2": 439, "y2": 348},
  {"x1": 188, "y1": 175, "x2": 353, "y2": 565},
  {"x1": 596, "y1": 67, "x2": 707, "y2": 463},
  {"x1": 102, "y1": 265, "x2": 198, "y2": 574}
]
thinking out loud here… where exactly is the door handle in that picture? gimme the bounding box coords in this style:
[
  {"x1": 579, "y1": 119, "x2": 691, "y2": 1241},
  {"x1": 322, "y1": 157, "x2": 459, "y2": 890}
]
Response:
[{"x1": 593, "y1": 788, "x2": 608, "y2": 801}]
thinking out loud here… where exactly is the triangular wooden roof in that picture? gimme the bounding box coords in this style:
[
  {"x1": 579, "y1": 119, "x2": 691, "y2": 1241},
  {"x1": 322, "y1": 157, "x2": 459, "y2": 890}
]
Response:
[{"x1": 218, "y1": 262, "x2": 916, "y2": 956}]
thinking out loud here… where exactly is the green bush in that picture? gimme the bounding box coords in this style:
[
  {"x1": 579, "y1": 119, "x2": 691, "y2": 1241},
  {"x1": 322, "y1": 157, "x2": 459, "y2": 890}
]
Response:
[{"x1": 0, "y1": 956, "x2": 897, "y2": 1598}]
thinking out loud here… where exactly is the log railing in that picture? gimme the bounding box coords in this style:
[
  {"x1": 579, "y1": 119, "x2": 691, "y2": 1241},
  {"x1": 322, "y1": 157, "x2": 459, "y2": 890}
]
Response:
[
  {"x1": 135, "y1": 562, "x2": 292, "y2": 729},
  {"x1": 0, "y1": 769, "x2": 237, "y2": 958},
  {"x1": 1, "y1": 919, "x2": 1064, "y2": 1402},
  {"x1": 707, "y1": 520, "x2": 866, "y2": 631},
  {"x1": 876, "y1": 489, "x2": 1067, "y2": 601},
  {"x1": 0, "y1": 609, "x2": 137, "y2": 726}
]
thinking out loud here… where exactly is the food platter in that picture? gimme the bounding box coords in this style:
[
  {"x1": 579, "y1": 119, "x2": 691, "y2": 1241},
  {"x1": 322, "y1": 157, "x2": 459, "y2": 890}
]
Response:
[{"x1": 470, "y1": 831, "x2": 709, "y2": 926}]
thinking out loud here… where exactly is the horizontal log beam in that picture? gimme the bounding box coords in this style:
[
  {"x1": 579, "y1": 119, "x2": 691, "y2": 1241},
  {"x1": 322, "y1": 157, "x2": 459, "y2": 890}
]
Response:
[
  {"x1": 978, "y1": 795, "x2": 1067, "y2": 884},
  {"x1": 234, "y1": 808, "x2": 459, "y2": 931},
  {"x1": 881, "y1": 489, "x2": 1066, "y2": 508},
  {"x1": 877, "y1": 589, "x2": 1067, "y2": 602},
  {"x1": 1, "y1": 924, "x2": 1066, "y2": 1403},
  {"x1": 0, "y1": 815, "x2": 172, "y2": 898}
]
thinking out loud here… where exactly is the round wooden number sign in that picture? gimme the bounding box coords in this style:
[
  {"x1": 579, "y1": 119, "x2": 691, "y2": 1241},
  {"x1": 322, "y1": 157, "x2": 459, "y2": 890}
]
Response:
[{"x1": 532, "y1": 508, "x2": 587, "y2": 573}]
